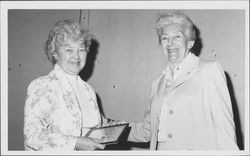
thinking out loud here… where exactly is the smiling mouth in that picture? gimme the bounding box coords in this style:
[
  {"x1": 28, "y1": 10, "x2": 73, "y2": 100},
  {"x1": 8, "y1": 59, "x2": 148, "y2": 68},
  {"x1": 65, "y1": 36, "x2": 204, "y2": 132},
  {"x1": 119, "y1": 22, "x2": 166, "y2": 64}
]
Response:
[
  {"x1": 168, "y1": 48, "x2": 177, "y2": 51},
  {"x1": 168, "y1": 50, "x2": 177, "y2": 54},
  {"x1": 70, "y1": 61, "x2": 81, "y2": 65}
]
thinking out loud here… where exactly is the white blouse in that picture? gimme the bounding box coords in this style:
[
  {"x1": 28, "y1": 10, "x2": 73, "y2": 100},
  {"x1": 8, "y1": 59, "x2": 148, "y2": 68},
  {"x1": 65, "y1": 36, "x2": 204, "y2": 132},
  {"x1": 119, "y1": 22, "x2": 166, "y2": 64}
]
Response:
[{"x1": 64, "y1": 68, "x2": 100, "y2": 136}]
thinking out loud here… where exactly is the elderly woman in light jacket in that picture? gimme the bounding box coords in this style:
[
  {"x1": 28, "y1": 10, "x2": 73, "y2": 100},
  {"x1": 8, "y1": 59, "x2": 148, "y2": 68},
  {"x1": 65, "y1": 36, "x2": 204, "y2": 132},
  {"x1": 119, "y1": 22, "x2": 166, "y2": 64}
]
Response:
[
  {"x1": 128, "y1": 11, "x2": 239, "y2": 150},
  {"x1": 24, "y1": 20, "x2": 118, "y2": 151}
]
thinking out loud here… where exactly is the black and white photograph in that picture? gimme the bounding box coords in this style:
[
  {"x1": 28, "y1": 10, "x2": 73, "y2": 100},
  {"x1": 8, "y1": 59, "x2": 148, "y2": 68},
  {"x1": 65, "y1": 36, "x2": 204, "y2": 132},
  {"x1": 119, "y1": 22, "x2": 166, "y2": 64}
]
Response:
[{"x1": 1, "y1": 1, "x2": 249, "y2": 155}]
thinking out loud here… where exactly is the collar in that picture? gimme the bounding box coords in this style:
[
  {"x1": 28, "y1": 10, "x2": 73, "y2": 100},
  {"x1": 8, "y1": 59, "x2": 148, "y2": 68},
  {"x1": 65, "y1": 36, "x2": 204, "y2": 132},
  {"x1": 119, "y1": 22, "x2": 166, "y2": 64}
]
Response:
[
  {"x1": 54, "y1": 64, "x2": 79, "y2": 82},
  {"x1": 162, "y1": 52, "x2": 194, "y2": 81},
  {"x1": 163, "y1": 53, "x2": 193, "y2": 74}
]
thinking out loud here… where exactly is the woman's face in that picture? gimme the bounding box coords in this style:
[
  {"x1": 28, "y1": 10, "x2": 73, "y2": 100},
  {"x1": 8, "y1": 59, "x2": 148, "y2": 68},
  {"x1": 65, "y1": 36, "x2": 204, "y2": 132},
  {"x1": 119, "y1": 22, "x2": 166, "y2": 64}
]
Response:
[
  {"x1": 160, "y1": 23, "x2": 193, "y2": 64},
  {"x1": 55, "y1": 38, "x2": 87, "y2": 75}
]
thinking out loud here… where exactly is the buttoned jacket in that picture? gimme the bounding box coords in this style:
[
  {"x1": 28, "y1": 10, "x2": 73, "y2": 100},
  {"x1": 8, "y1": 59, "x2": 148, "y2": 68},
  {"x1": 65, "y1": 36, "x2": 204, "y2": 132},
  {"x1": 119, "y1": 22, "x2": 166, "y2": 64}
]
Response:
[{"x1": 128, "y1": 54, "x2": 238, "y2": 150}]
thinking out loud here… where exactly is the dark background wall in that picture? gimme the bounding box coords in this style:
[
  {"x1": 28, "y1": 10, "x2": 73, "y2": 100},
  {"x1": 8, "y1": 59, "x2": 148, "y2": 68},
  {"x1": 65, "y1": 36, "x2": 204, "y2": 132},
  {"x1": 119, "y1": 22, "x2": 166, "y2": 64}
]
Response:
[{"x1": 8, "y1": 10, "x2": 245, "y2": 150}]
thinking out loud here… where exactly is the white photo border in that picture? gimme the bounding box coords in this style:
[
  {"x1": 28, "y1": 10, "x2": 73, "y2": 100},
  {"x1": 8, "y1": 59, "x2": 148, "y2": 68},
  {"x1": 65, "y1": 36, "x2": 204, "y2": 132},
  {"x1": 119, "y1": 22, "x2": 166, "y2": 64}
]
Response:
[{"x1": 1, "y1": 1, "x2": 249, "y2": 155}]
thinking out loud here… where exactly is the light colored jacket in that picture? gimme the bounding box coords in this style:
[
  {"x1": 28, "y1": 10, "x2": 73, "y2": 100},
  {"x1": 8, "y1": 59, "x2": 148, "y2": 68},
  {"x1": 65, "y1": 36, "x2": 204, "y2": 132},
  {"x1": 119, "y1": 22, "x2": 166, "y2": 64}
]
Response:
[
  {"x1": 128, "y1": 54, "x2": 239, "y2": 150},
  {"x1": 24, "y1": 65, "x2": 107, "y2": 150}
]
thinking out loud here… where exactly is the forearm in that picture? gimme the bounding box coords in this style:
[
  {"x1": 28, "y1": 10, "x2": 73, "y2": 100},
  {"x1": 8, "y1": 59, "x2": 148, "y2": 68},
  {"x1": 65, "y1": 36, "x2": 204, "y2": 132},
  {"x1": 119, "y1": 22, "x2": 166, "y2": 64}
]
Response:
[{"x1": 127, "y1": 121, "x2": 151, "y2": 142}]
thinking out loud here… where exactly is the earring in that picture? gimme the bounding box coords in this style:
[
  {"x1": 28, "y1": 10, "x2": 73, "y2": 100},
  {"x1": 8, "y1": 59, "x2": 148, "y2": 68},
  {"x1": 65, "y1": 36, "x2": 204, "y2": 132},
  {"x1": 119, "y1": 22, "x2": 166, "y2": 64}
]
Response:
[
  {"x1": 53, "y1": 53, "x2": 58, "y2": 60},
  {"x1": 188, "y1": 42, "x2": 194, "y2": 49}
]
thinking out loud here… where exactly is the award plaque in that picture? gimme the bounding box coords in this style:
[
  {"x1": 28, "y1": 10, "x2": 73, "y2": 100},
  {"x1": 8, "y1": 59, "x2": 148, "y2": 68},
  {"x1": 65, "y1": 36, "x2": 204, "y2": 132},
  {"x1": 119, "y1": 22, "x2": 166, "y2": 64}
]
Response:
[{"x1": 85, "y1": 123, "x2": 129, "y2": 145}]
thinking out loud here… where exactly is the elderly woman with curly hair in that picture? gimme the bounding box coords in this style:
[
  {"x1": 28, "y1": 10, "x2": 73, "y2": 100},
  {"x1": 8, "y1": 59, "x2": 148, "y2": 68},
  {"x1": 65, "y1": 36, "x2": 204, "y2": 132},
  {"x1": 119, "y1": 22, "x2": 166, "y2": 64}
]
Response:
[{"x1": 24, "y1": 20, "x2": 116, "y2": 151}]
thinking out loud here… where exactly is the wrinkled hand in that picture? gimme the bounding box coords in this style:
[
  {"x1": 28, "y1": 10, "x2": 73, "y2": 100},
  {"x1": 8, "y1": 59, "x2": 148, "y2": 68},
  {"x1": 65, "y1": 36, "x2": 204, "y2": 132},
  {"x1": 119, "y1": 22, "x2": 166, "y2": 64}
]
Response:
[{"x1": 75, "y1": 137, "x2": 105, "y2": 150}]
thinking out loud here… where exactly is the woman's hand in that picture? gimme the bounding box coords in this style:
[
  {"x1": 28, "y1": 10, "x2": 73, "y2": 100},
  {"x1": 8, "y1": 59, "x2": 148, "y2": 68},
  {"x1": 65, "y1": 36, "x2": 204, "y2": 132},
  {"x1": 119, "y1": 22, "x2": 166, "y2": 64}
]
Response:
[{"x1": 75, "y1": 137, "x2": 105, "y2": 150}]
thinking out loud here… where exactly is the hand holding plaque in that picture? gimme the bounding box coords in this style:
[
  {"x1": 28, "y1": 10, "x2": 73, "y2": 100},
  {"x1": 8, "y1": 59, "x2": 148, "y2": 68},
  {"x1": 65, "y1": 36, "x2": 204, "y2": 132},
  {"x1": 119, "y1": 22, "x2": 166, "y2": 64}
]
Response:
[{"x1": 85, "y1": 123, "x2": 129, "y2": 145}]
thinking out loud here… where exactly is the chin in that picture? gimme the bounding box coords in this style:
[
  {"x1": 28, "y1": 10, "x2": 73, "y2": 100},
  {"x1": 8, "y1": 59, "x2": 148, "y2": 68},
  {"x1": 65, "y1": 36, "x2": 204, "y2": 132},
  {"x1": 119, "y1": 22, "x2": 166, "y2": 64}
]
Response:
[
  {"x1": 169, "y1": 58, "x2": 177, "y2": 62},
  {"x1": 67, "y1": 67, "x2": 81, "y2": 75},
  {"x1": 73, "y1": 69, "x2": 82, "y2": 74}
]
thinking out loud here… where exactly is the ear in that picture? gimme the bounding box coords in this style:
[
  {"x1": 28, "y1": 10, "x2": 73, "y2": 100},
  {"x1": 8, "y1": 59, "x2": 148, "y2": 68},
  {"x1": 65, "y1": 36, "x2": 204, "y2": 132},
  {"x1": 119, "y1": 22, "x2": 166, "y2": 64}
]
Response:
[{"x1": 188, "y1": 40, "x2": 195, "y2": 49}]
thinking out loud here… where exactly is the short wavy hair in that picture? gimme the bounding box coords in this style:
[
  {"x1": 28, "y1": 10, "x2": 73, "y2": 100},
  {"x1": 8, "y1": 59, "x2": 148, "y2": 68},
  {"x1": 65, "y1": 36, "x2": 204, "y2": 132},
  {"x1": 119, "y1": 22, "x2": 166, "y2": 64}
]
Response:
[
  {"x1": 44, "y1": 20, "x2": 92, "y2": 65},
  {"x1": 155, "y1": 11, "x2": 196, "y2": 43}
]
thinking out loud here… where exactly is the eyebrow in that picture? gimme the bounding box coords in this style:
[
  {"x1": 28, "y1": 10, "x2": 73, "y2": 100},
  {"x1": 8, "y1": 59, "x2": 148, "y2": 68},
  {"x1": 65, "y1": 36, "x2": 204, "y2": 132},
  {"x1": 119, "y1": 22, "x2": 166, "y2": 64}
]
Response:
[
  {"x1": 161, "y1": 31, "x2": 184, "y2": 36},
  {"x1": 62, "y1": 43, "x2": 85, "y2": 48}
]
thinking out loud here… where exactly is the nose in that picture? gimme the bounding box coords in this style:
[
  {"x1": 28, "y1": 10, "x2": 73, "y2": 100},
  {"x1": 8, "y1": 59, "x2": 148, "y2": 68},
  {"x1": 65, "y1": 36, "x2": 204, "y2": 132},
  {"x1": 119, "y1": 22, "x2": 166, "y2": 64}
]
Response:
[
  {"x1": 73, "y1": 50, "x2": 80, "y2": 59},
  {"x1": 168, "y1": 37, "x2": 174, "y2": 47}
]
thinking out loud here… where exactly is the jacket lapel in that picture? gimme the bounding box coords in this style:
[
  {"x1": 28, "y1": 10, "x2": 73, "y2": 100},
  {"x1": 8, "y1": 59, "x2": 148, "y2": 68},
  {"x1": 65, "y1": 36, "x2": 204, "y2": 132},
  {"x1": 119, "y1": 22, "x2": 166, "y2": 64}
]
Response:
[
  {"x1": 167, "y1": 54, "x2": 200, "y2": 95},
  {"x1": 53, "y1": 64, "x2": 82, "y2": 117}
]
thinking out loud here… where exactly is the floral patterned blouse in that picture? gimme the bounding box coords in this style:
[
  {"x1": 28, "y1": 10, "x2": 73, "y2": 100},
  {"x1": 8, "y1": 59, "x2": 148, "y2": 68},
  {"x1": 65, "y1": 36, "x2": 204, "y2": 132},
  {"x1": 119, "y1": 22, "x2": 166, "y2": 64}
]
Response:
[{"x1": 24, "y1": 64, "x2": 107, "y2": 150}]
